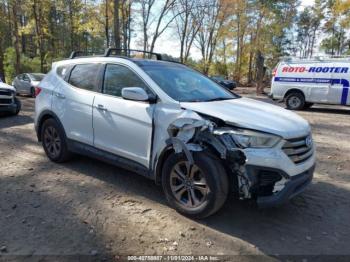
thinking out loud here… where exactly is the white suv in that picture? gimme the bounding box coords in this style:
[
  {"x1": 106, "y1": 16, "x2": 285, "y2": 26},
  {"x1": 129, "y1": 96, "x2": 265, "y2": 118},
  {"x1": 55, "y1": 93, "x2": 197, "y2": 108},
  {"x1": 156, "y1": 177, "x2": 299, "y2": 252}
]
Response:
[{"x1": 35, "y1": 49, "x2": 316, "y2": 218}]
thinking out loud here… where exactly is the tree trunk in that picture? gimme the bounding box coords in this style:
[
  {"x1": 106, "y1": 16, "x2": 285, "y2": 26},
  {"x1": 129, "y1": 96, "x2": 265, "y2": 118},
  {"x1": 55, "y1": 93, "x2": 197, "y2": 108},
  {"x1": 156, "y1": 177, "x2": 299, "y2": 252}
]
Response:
[
  {"x1": 11, "y1": 1, "x2": 20, "y2": 74},
  {"x1": 68, "y1": 1, "x2": 74, "y2": 51},
  {"x1": 114, "y1": 0, "x2": 121, "y2": 51},
  {"x1": 256, "y1": 50, "x2": 265, "y2": 94},
  {"x1": 105, "y1": 0, "x2": 109, "y2": 47},
  {"x1": 0, "y1": 44, "x2": 5, "y2": 82},
  {"x1": 33, "y1": 0, "x2": 44, "y2": 72},
  {"x1": 235, "y1": 13, "x2": 240, "y2": 81},
  {"x1": 248, "y1": 33, "x2": 253, "y2": 84}
]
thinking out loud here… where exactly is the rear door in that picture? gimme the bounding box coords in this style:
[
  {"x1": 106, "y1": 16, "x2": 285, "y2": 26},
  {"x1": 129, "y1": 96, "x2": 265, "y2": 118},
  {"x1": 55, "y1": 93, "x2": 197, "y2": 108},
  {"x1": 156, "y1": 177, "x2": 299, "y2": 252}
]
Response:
[
  {"x1": 328, "y1": 62, "x2": 350, "y2": 105},
  {"x1": 52, "y1": 63, "x2": 103, "y2": 145},
  {"x1": 92, "y1": 63, "x2": 155, "y2": 168},
  {"x1": 14, "y1": 74, "x2": 26, "y2": 93}
]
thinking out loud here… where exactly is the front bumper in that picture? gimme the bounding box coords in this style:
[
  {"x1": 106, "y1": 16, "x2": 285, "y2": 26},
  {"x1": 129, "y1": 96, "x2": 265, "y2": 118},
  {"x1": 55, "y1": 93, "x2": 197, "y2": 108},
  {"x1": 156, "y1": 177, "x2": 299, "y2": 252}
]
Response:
[
  {"x1": 254, "y1": 164, "x2": 315, "y2": 208},
  {"x1": 0, "y1": 103, "x2": 17, "y2": 113}
]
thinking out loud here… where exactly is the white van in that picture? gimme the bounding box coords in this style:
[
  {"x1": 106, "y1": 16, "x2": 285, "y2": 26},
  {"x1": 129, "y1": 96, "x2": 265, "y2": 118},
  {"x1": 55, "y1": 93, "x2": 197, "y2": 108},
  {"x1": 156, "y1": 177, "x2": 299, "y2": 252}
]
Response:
[{"x1": 270, "y1": 57, "x2": 350, "y2": 110}]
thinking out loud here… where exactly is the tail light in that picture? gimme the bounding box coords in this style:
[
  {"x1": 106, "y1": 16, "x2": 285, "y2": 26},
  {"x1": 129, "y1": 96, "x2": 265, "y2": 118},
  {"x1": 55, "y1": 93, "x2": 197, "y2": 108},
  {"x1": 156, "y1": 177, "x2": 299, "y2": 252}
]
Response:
[
  {"x1": 34, "y1": 87, "x2": 42, "y2": 97},
  {"x1": 272, "y1": 68, "x2": 277, "y2": 78}
]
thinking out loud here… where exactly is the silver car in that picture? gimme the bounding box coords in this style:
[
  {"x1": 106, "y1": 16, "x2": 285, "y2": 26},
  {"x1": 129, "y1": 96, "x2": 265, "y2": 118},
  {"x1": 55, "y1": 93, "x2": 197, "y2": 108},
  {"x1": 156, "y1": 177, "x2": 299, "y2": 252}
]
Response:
[{"x1": 12, "y1": 73, "x2": 45, "y2": 97}]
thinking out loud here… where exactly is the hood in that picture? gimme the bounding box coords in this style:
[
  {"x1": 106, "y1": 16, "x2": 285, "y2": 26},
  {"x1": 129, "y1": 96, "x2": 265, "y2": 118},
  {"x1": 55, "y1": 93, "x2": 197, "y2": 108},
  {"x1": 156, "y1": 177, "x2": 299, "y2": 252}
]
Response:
[
  {"x1": 181, "y1": 97, "x2": 310, "y2": 139},
  {"x1": 0, "y1": 82, "x2": 16, "y2": 92}
]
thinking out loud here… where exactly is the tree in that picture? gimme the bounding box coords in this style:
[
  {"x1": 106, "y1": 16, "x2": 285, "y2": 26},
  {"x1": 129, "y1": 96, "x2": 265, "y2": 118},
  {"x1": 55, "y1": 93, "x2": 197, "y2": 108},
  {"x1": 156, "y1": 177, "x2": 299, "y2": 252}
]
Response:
[
  {"x1": 195, "y1": 0, "x2": 228, "y2": 75},
  {"x1": 174, "y1": 0, "x2": 202, "y2": 63}
]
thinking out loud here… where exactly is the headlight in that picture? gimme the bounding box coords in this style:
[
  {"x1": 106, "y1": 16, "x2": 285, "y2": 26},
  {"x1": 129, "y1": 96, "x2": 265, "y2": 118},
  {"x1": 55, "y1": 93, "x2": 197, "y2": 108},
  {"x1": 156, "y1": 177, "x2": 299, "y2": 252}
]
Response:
[{"x1": 214, "y1": 128, "x2": 281, "y2": 148}]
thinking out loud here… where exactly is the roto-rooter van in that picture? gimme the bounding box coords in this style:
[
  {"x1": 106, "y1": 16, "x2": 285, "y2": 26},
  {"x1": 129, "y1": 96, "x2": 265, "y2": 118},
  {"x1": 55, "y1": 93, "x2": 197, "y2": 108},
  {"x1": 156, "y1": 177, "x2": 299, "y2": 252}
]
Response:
[{"x1": 270, "y1": 57, "x2": 350, "y2": 110}]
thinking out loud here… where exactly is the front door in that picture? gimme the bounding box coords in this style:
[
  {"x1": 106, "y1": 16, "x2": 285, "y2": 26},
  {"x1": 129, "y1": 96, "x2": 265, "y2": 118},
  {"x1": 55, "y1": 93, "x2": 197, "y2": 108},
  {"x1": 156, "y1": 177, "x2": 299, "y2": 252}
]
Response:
[{"x1": 93, "y1": 63, "x2": 155, "y2": 168}]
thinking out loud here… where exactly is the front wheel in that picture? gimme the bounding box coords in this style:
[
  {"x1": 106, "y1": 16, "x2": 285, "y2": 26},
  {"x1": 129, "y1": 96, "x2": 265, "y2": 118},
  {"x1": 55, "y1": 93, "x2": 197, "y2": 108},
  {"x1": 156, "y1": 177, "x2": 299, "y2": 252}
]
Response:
[
  {"x1": 286, "y1": 92, "x2": 305, "y2": 110},
  {"x1": 162, "y1": 152, "x2": 229, "y2": 219},
  {"x1": 13, "y1": 97, "x2": 21, "y2": 115}
]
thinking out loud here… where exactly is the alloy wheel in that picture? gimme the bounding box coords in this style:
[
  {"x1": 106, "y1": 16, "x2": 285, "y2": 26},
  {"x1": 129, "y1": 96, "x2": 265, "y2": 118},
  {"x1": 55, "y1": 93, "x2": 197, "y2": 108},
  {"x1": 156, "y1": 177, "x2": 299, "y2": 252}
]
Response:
[
  {"x1": 43, "y1": 126, "x2": 61, "y2": 158},
  {"x1": 170, "y1": 161, "x2": 209, "y2": 209}
]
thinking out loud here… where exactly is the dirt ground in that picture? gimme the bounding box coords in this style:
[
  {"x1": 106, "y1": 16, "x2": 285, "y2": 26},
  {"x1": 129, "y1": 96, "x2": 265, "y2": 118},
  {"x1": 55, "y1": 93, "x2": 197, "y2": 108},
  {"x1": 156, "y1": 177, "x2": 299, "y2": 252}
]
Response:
[{"x1": 0, "y1": 90, "x2": 350, "y2": 261}]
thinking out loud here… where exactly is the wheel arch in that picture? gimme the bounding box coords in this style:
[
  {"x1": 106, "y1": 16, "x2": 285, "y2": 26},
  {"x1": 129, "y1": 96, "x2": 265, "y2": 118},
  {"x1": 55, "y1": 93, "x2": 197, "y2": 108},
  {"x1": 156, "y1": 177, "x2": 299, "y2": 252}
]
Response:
[
  {"x1": 36, "y1": 110, "x2": 66, "y2": 142},
  {"x1": 154, "y1": 146, "x2": 175, "y2": 185},
  {"x1": 283, "y1": 88, "x2": 306, "y2": 100}
]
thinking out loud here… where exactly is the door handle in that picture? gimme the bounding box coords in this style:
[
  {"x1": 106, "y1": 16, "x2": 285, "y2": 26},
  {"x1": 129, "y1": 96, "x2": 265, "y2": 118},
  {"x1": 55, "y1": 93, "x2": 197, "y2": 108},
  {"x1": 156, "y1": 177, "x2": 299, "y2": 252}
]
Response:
[
  {"x1": 55, "y1": 92, "x2": 65, "y2": 99},
  {"x1": 97, "y1": 104, "x2": 107, "y2": 111}
]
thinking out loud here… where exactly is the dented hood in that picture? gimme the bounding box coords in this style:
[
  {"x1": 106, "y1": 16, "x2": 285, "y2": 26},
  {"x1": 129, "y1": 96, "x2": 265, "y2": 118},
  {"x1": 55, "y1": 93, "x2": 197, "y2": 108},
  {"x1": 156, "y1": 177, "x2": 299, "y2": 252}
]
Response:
[{"x1": 180, "y1": 97, "x2": 310, "y2": 139}]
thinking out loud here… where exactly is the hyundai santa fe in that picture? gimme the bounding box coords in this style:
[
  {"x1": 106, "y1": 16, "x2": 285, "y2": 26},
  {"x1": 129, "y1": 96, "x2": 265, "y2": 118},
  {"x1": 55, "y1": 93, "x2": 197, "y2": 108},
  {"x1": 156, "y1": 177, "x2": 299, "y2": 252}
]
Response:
[{"x1": 34, "y1": 49, "x2": 316, "y2": 218}]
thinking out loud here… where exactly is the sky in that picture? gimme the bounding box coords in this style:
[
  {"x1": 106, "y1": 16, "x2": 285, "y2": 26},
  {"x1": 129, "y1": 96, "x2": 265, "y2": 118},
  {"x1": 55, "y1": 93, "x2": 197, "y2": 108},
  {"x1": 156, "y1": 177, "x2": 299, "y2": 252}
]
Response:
[{"x1": 132, "y1": 0, "x2": 317, "y2": 60}]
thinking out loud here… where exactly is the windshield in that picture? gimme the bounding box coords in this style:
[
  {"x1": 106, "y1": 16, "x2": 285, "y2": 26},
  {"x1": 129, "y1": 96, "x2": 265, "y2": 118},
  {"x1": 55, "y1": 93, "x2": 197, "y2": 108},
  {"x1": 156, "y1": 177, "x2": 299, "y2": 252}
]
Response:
[
  {"x1": 139, "y1": 63, "x2": 238, "y2": 102},
  {"x1": 29, "y1": 73, "x2": 45, "y2": 81}
]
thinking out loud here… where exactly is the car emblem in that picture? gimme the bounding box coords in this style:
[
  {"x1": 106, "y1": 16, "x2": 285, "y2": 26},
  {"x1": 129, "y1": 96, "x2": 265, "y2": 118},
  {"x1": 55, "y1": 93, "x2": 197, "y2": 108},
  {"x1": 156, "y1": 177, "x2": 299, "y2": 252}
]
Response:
[{"x1": 305, "y1": 136, "x2": 312, "y2": 148}]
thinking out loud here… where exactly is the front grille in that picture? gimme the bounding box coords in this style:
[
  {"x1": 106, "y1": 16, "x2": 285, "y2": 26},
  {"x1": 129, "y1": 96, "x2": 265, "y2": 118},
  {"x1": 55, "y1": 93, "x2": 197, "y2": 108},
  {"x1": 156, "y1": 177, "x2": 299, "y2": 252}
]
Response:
[
  {"x1": 0, "y1": 89, "x2": 12, "y2": 96},
  {"x1": 283, "y1": 135, "x2": 313, "y2": 164},
  {"x1": 0, "y1": 98, "x2": 12, "y2": 104}
]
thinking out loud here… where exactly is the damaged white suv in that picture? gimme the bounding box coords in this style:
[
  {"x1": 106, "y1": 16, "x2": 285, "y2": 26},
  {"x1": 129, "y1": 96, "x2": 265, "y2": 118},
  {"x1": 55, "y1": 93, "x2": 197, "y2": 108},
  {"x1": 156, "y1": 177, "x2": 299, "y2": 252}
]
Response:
[{"x1": 34, "y1": 49, "x2": 315, "y2": 218}]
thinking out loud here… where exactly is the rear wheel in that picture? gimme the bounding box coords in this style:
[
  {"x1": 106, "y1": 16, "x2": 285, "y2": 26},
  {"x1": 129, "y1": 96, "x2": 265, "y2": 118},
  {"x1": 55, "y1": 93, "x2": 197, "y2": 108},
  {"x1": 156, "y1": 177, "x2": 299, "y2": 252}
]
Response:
[
  {"x1": 162, "y1": 152, "x2": 228, "y2": 218},
  {"x1": 286, "y1": 92, "x2": 305, "y2": 110},
  {"x1": 41, "y1": 118, "x2": 72, "y2": 163}
]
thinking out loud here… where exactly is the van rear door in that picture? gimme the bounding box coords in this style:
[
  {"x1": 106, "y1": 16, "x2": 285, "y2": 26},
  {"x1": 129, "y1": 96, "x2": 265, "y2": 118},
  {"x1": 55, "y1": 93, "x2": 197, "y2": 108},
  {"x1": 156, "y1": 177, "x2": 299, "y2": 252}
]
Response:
[{"x1": 328, "y1": 62, "x2": 349, "y2": 105}]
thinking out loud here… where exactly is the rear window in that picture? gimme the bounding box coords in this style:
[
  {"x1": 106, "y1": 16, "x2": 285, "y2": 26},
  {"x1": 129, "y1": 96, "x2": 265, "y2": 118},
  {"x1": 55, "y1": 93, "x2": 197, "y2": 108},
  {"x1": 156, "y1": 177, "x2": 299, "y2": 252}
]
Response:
[
  {"x1": 68, "y1": 64, "x2": 100, "y2": 92},
  {"x1": 30, "y1": 73, "x2": 45, "y2": 81}
]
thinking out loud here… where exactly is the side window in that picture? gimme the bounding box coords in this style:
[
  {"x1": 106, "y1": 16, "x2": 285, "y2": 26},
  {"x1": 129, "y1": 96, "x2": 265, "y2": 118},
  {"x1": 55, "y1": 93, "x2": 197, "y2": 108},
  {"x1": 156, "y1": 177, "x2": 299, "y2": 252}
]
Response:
[
  {"x1": 69, "y1": 64, "x2": 100, "y2": 92},
  {"x1": 23, "y1": 74, "x2": 30, "y2": 82},
  {"x1": 103, "y1": 64, "x2": 150, "y2": 97},
  {"x1": 57, "y1": 66, "x2": 68, "y2": 79}
]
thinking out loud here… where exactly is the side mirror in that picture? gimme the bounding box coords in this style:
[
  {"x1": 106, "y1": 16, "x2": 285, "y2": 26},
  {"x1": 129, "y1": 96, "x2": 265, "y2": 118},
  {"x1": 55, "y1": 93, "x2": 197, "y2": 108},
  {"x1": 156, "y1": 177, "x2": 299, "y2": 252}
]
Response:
[{"x1": 121, "y1": 87, "x2": 156, "y2": 103}]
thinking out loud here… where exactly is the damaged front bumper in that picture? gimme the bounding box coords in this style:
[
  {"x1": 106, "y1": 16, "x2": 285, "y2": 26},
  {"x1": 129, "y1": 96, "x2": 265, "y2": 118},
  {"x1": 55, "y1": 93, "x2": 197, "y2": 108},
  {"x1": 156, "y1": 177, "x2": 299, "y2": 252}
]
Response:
[{"x1": 247, "y1": 164, "x2": 315, "y2": 208}]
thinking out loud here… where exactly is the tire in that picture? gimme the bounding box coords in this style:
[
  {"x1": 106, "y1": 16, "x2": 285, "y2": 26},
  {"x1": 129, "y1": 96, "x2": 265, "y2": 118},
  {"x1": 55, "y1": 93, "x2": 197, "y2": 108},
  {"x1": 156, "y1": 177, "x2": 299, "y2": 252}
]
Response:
[
  {"x1": 162, "y1": 151, "x2": 229, "y2": 219},
  {"x1": 13, "y1": 97, "x2": 21, "y2": 115},
  {"x1": 41, "y1": 118, "x2": 72, "y2": 163},
  {"x1": 30, "y1": 87, "x2": 35, "y2": 98},
  {"x1": 286, "y1": 92, "x2": 305, "y2": 110}
]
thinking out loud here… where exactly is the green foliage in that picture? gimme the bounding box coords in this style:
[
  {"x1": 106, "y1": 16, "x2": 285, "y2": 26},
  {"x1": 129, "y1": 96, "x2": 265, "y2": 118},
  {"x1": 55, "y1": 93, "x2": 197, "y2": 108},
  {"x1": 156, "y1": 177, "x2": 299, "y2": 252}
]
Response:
[
  {"x1": 4, "y1": 48, "x2": 16, "y2": 83},
  {"x1": 4, "y1": 47, "x2": 43, "y2": 83}
]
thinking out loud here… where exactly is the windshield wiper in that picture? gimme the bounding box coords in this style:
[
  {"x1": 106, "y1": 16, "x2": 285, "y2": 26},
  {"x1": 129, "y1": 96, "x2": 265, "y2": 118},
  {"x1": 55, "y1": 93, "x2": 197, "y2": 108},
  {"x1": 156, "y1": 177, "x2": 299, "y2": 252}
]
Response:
[{"x1": 204, "y1": 97, "x2": 233, "y2": 102}]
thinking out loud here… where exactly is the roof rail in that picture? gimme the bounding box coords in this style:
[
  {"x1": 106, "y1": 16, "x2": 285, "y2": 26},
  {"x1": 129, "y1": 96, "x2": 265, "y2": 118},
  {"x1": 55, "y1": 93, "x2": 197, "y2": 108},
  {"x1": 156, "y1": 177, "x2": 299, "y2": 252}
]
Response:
[
  {"x1": 69, "y1": 51, "x2": 87, "y2": 59},
  {"x1": 104, "y1": 48, "x2": 163, "y2": 60}
]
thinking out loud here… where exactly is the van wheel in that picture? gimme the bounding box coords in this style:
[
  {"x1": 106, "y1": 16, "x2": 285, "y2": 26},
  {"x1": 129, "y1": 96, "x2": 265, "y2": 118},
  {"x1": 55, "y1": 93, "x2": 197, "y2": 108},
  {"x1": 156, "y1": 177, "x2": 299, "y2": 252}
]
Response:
[
  {"x1": 41, "y1": 118, "x2": 72, "y2": 163},
  {"x1": 162, "y1": 152, "x2": 228, "y2": 219},
  {"x1": 286, "y1": 92, "x2": 305, "y2": 110}
]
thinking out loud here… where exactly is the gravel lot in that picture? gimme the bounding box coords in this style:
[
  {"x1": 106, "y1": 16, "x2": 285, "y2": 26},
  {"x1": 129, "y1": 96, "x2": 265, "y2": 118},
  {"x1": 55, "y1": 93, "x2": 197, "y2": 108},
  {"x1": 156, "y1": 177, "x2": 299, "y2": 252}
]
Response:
[{"x1": 0, "y1": 92, "x2": 349, "y2": 261}]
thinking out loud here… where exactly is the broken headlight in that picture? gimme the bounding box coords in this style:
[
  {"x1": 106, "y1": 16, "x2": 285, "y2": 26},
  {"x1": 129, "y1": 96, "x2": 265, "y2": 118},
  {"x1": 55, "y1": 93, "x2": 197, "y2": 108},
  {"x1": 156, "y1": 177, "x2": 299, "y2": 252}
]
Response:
[{"x1": 213, "y1": 128, "x2": 281, "y2": 148}]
